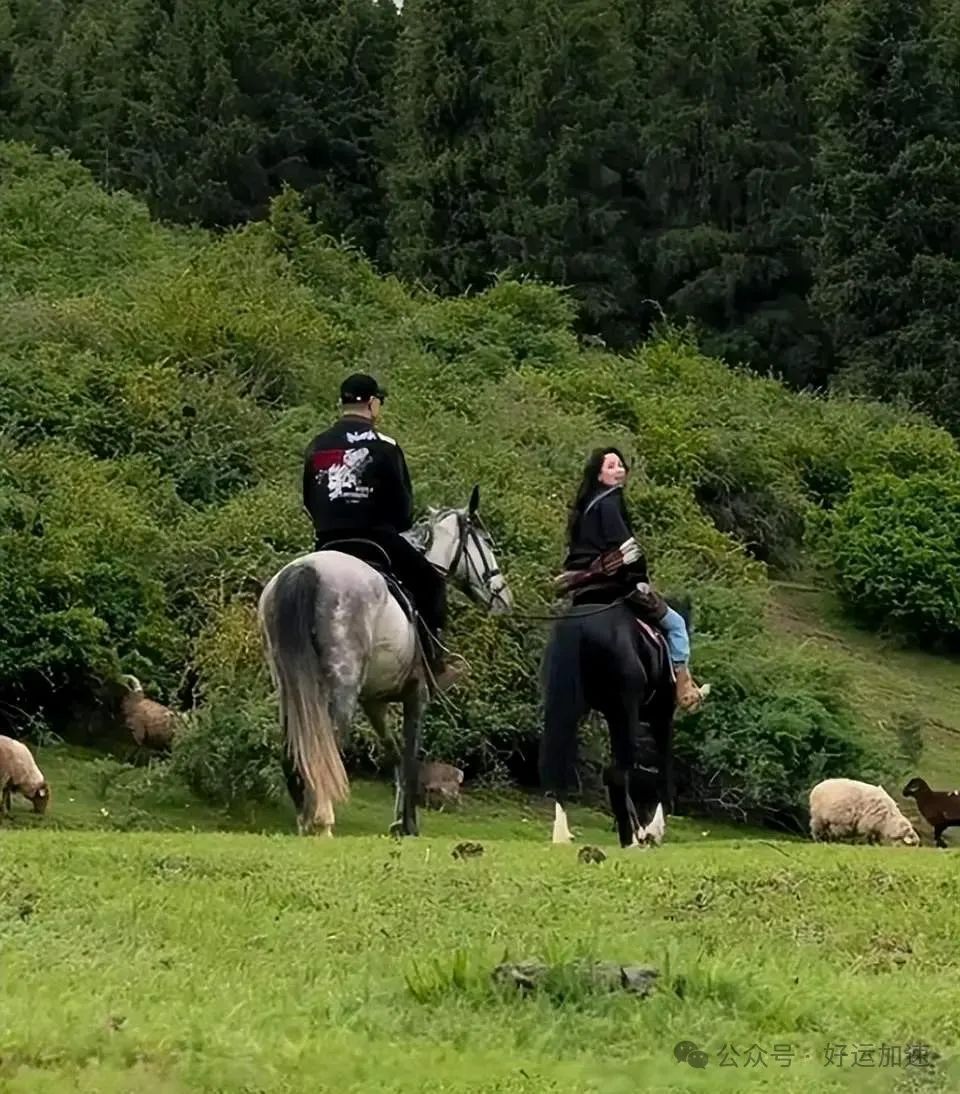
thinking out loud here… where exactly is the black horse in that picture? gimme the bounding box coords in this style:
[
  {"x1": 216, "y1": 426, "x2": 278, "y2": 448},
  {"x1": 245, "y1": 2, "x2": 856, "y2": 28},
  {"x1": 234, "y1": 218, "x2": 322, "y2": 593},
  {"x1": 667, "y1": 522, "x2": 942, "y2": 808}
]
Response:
[{"x1": 538, "y1": 594, "x2": 693, "y2": 848}]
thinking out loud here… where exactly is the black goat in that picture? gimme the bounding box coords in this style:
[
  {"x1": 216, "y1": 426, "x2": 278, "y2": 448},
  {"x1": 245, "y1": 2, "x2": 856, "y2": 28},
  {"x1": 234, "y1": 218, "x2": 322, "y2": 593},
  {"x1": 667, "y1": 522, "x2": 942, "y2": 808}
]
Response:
[{"x1": 902, "y1": 777, "x2": 960, "y2": 848}]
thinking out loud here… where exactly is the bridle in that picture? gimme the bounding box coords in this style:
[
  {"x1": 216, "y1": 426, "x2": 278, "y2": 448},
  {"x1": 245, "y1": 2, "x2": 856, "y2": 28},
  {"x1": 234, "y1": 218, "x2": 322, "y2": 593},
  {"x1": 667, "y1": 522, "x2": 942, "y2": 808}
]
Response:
[
  {"x1": 411, "y1": 509, "x2": 646, "y2": 623},
  {"x1": 419, "y1": 509, "x2": 509, "y2": 610}
]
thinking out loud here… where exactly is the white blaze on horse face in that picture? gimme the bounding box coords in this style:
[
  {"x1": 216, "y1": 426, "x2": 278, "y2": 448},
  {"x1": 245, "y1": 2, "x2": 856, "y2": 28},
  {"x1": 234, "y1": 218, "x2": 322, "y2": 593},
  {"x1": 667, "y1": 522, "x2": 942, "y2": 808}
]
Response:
[
  {"x1": 552, "y1": 801, "x2": 574, "y2": 843},
  {"x1": 467, "y1": 532, "x2": 511, "y2": 611}
]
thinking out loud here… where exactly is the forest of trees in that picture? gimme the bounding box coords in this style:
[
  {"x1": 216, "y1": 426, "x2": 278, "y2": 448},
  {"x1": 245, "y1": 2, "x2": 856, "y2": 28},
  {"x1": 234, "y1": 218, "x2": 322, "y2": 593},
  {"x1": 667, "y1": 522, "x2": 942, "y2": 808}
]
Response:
[{"x1": 2, "y1": 0, "x2": 960, "y2": 433}]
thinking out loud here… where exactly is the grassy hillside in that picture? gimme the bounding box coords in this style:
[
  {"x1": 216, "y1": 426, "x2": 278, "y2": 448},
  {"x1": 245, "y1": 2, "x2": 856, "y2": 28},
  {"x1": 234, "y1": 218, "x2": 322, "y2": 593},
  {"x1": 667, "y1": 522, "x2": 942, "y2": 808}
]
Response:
[
  {"x1": 4, "y1": 747, "x2": 958, "y2": 1091},
  {"x1": 769, "y1": 581, "x2": 960, "y2": 832},
  {"x1": 2, "y1": 141, "x2": 960, "y2": 828}
]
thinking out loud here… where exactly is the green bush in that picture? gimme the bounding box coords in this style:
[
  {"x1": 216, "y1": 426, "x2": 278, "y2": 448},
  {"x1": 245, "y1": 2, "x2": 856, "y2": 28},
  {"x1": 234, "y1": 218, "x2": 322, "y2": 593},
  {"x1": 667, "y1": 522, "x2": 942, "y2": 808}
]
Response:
[
  {"x1": 0, "y1": 441, "x2": 187, "y2": 707},
  {"x1": 679, "y1": 638, "x2": 888, "y2": 823},
  {"x1": 825, "y1": 471, "x2": 960, "y2": 644},
  {"x1": 167, "y1": 692, "x2": 286, "y2": 810}
]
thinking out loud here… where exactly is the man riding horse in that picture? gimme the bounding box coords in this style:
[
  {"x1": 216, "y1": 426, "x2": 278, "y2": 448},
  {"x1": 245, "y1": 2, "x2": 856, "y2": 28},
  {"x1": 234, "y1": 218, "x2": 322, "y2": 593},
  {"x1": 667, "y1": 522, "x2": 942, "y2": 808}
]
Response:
[
  {"x1": 554, "y1": 447, "x2": 707, "y2": 713},
  {"x1": 302, "y1": 373, "x2": 461, "y2": 693}
]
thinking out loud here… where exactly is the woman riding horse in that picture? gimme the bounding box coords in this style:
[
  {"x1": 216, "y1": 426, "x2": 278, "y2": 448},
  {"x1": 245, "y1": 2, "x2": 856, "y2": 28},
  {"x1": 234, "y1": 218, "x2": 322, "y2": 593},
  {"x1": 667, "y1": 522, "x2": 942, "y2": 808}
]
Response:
[{"x1": 555, "y1": 447, "x2": 707, "y2": 713}]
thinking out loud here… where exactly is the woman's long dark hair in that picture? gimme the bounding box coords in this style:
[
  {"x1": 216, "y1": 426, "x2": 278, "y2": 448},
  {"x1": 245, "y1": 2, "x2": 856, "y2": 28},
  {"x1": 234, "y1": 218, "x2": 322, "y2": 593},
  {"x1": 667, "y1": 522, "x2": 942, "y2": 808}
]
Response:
[{"x1": 565, "y1": 446, "x2": 631, "y2": 545}]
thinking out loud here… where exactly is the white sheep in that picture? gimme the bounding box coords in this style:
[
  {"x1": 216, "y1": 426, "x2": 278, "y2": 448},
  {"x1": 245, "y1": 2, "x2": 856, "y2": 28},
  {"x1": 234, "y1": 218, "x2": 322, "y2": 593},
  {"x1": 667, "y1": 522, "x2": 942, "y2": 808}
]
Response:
[
  {"x1": 0, "y1": 735, "x2": 50, "y2": 814},
  {"x1": 809, "y1": 777, "x2": 919, "y2": 846}
]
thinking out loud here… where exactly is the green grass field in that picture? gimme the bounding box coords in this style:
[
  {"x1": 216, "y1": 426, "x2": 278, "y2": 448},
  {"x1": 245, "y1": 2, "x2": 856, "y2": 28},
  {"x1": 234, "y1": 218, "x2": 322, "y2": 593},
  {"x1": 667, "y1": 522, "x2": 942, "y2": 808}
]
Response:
[
  {"x1": 2, "y1": 742, "x2": 959, "y2": 1093},
  {"x1": 2, "y1": 578, "x2": 957, "y2": 1093}
]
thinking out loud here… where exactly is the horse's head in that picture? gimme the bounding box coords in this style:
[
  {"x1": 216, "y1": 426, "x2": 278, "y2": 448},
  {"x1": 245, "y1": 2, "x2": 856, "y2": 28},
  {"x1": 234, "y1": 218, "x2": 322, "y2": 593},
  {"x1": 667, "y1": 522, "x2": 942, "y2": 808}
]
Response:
[{"x1": 420, "y1": 485, "x2": 513, "y2": 614}]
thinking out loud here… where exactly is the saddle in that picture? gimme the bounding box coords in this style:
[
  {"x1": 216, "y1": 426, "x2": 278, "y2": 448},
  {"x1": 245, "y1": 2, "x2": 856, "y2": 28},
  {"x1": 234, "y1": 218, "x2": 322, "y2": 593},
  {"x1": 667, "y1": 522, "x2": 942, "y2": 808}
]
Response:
[
  {"x1": 555, "y1": 565, "x2": 674, "y2": 684},
  {"x1": 315, "y1": 536, "x2": 417, "y2": 624}
]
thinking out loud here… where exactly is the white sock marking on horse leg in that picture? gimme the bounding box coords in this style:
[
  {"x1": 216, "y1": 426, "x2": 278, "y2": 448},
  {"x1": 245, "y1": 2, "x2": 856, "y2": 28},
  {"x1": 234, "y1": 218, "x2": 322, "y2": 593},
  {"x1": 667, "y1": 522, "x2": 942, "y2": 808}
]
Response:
[
  {"x1": 647, "y1": 803, "x2": 665, "y2": 846},
  {"x1": 317, "y1": 797, "x2": 335, "y2": 838},
  {"x1": 552, "y1": 801, "x2": 574, "y2": 843}
]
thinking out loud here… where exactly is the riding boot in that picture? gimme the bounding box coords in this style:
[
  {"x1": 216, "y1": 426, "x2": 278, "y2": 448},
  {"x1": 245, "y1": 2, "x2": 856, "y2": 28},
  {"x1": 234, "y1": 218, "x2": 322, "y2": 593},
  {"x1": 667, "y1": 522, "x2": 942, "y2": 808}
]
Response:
[{"x1": 674, "y1": 663, "x2": 704, "y2": 713}]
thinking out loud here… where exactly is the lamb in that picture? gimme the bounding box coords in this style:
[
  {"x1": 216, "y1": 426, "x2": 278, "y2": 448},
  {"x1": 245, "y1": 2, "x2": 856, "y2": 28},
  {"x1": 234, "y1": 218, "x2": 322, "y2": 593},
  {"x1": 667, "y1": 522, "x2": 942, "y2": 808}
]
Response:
[
  {"x1": 809, "y1": 777, "x2": 919, "y2": 846},
  {"x1": 0, "y1": 735, "x2": 50, "y2": 814},
  {"x1": 120, "y1": 674, "x2": 181, "y2": 752},
  {"x1": 417, "y1": 761, "x2": 464, "y2": 810},
  {"x1": 902, "y1": 777, "x2": 960, "y2": 848}
]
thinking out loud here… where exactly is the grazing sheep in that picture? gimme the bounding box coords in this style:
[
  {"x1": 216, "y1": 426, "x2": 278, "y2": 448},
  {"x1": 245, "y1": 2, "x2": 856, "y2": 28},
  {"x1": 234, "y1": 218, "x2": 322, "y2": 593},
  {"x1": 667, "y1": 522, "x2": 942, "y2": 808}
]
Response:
[
  {"x1": 417, "y1": 761, "x2": 464, "y2": 810},
  {"x1": 809, "y1": 777, "x2": 919, "y2": 846},
  {"x1": 902, "y1": 777, "x2": 960, "y2": 848},
  {"x1": 0, "y1": 735, "x2": 50, "y2": 814},
  {"x1": 120, "y1": 675, "x2": 181, "y2": 753}
]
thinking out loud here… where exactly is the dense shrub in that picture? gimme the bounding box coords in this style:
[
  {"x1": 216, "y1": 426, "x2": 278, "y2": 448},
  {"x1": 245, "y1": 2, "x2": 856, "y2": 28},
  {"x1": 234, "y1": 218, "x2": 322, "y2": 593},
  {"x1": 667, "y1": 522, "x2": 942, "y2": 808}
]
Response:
[
  {"x1": 168, "y1": 692, "x2": 287, "y2": 810},
  {"x1": 680, "y1": 638, "x2": 889, "y2": 822},
  {"x1": 2, "y1": 145, "x2": 955, "y2": 819},
  {"x1": 824, "y1": 471, "x2": 960, "y2": 644},
  {"x1": 0, "y1": 441, "x2": 186, "y2": 708}
]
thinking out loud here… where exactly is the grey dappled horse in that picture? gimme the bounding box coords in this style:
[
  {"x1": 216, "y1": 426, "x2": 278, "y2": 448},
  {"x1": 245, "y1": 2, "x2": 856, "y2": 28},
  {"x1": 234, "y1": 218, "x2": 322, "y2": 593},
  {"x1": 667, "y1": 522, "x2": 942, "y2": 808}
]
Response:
[{"x1": 258, "y1": 486, "x2": 512, "y2": 837}]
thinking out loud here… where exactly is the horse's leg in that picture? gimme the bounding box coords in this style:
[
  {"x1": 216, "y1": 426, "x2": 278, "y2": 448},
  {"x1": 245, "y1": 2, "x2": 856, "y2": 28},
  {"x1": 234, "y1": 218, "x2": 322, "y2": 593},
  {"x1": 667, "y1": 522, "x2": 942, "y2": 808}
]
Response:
[
  {"x1": 602, "y1": 763, "x2": 640, "y2": 848},
  {"x1": 276, "y1": 708, "x2": 315, "y2": 835},
  {"x1": 362, "y1": 699, "x2": 406, "y2": 836},
  {"x1": 300, "y1": 668, "x2": 366, "y2": 838},
  {"x1": 603, "y1": 693, "x2": 663, "y2": 849},
  {"x1": 540, "y1": 619, "x2": 589, "y2": 845},
  {"x1": 626, "y1": 719, "x2": 668, "y2": 849},
  {"x1": 638, "y1": 681, "x2": 677, "y2": 847},
  {"x1": 397, "y1": 679, "x2": 426, "y2": 836}
]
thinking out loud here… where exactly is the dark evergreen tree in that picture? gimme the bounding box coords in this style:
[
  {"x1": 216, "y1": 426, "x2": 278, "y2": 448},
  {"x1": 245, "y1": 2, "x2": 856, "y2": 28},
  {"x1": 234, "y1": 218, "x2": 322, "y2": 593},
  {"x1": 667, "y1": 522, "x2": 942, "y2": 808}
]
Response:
[
  {"x1": 481, "y1": 0, "x2": 647, "y2": 346},
  {"x1": 636, "y1": 0, "x2": 827, "y2": 387},
  {"x1": 1, "y1": 0, "x2": 398, "y2": 254},
  {"x1": 812, "y1": 0, "x2": 960, "y2": 432},
  {"x1": 384, "y1": 0, "x2": 498, "y2": 292}
]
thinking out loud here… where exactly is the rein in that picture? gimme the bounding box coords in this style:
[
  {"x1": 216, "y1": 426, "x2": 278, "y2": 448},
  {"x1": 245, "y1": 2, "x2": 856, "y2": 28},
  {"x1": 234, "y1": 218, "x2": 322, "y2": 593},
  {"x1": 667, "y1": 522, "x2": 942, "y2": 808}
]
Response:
[{"x1": 416, "y1": 509, "x2": 623, "y2": 623}]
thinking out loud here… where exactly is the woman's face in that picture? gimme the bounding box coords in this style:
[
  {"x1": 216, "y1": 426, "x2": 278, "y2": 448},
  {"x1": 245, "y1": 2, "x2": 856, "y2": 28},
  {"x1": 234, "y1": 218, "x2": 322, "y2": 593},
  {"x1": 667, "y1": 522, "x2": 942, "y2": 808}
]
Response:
[{"x1": 597, "y1": 451, "x2": 626, "y2": 488}]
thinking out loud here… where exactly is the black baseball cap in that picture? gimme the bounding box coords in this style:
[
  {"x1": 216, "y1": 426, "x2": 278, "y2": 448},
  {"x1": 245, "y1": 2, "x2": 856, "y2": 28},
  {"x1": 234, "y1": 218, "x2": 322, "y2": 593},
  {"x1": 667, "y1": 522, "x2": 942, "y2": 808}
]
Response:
[{"x1": 340, "y1": 373, "x2": 387, "y2": 404}]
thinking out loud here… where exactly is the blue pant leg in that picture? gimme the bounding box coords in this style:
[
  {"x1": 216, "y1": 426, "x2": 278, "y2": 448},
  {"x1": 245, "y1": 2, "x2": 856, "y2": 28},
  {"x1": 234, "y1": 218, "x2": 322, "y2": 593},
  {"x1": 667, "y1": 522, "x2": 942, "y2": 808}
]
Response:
[{"x1": 659, "y1": 606, "x2": 690, "y2": 664}]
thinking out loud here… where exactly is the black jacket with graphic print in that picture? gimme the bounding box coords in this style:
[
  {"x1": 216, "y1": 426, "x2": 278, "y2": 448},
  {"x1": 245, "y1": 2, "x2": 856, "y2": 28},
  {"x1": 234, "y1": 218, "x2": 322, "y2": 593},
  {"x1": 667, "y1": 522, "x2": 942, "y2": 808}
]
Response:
[{"x1": 302, "y1": 415, "x2": 414, "y2": 536}]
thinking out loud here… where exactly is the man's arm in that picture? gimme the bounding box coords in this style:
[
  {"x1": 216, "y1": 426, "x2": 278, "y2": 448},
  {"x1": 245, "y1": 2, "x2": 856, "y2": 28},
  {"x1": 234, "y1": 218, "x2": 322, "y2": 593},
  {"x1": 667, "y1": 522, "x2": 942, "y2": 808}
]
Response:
[{"x1": 390, "y1": 443, "x2": 415, "y2": 532}]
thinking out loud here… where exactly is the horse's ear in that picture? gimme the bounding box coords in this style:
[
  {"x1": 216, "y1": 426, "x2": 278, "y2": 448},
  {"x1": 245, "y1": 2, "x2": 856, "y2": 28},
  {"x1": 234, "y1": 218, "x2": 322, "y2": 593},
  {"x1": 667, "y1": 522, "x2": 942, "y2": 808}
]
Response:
[{"x1": 468, "y1": 484, "x2": 480, "y2": 517}]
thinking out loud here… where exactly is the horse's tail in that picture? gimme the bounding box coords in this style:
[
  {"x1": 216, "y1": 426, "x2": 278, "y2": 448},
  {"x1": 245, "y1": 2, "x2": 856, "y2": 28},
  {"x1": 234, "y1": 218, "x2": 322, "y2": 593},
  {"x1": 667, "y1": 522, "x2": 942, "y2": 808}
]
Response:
[
  {"x1": 538, "y1": 614, "x2": 588, "y2": 798},
  {"x1": 260, "y1": 562, "x2": 349, "y2": 810}
]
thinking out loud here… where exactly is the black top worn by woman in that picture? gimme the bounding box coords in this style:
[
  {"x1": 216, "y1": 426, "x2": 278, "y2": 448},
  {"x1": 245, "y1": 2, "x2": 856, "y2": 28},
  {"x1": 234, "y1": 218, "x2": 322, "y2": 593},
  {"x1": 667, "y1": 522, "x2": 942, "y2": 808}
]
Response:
[{"x1": 564, "y1": 485, "x2": 649, "y2": 595}]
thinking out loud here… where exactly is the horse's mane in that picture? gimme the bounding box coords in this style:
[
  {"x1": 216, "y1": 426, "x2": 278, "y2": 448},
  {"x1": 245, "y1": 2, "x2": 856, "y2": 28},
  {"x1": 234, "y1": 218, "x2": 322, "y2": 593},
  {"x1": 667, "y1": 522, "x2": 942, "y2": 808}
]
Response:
[{"x1": 403, "y1": 507, "x2": 457, "y2": 553}]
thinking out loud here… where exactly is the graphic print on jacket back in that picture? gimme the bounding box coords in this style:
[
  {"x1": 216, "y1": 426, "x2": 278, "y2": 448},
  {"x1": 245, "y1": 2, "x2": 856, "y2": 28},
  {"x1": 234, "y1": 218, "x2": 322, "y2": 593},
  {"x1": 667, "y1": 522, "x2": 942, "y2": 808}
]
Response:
[
  {"x1": 302, "y1": 419, "x2": 415, "y2": 536},
  {"x1": 311, "y1": 443, "x2": 373, "y2": 502}
]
